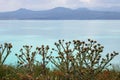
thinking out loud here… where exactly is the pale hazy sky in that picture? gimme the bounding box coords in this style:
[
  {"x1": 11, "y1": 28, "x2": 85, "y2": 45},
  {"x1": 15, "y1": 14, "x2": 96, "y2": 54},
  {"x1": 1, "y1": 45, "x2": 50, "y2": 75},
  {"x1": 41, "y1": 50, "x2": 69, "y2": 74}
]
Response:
[{"x1": 0, "y1": 0, "x2": 120, "y2": 12}]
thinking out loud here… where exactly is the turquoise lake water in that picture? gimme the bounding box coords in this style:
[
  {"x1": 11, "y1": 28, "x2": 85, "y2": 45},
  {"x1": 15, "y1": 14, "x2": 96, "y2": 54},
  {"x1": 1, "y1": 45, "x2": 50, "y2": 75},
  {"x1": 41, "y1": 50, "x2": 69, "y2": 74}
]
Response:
[{"x1": 0, "y1": 20, "x2": 120, "y2": 65}]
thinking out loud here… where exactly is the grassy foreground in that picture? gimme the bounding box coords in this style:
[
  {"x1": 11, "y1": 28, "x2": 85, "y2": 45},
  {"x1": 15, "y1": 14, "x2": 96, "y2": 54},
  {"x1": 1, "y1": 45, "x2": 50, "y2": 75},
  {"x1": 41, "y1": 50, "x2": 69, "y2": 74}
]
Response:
[{"x1": 0, "y1": 39, "x2": 119, "y2": 80}]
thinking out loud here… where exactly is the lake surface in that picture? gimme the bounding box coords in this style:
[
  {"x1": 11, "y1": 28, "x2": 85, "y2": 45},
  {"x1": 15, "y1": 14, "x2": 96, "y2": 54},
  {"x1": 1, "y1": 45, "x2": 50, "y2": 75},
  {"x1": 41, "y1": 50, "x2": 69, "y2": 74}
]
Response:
[{"x1": 0, "y1": 20, "x2": 120, "y2": 65}]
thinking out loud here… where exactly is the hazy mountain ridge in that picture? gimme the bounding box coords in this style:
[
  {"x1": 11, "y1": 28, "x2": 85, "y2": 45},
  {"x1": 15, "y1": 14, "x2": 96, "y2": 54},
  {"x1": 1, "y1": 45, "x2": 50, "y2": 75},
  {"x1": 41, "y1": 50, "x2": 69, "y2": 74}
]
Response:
[{"x1": 0, "y1": 7, "x2": 120, "y2": 20}]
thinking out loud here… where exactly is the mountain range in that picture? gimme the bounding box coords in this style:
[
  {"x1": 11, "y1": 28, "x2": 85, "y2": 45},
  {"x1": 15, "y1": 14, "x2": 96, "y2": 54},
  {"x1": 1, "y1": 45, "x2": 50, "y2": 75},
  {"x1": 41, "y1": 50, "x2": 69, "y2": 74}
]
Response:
[{"x1": 0, "y1": 7, "x2": 120, "y2": 20}]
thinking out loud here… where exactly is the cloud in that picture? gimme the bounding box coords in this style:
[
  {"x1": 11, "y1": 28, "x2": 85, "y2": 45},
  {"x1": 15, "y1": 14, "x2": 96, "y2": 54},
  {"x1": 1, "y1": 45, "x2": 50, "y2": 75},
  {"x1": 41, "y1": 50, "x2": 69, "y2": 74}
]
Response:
[
  {"x1": 93, "y1": 0, "x2": 120, "y2": 7},
  {"x1": 97, "y1": 0, "x2": 120, "y2": 3},
  {"x1": 22, "y1": 0, "x2": 55, "y2": 10},
  {"x1": 0, "y1": 0, "x2": 120, "y2": 12},
  {"x1": 0, "y1": 0, "x2": 55, "y2": 11},
  {"x1": 0, "y1": 0, "x2": 22, "y2": 11}
]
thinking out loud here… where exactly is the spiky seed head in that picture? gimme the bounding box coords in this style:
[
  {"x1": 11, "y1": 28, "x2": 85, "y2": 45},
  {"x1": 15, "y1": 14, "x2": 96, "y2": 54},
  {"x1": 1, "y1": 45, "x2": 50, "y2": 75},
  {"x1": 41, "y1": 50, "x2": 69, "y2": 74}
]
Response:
[{"x1": 88, "y1": 39, "x2": 91, "y2": 41}]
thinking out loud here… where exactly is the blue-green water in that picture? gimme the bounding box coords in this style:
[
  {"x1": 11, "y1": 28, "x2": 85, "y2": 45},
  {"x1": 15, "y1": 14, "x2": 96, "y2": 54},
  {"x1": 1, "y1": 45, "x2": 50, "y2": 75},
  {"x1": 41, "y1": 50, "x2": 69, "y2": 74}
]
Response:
[{"x1": 0, "y1": 20, "x2": 120, "y2": 65}]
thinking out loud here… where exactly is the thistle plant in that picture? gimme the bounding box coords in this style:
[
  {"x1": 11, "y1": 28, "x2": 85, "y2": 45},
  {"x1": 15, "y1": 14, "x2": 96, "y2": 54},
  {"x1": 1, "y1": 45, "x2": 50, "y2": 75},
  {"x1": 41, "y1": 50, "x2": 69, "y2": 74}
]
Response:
[
  {"x1": 0, "y1": 43, "x2": 12, "y2": 65},
  {"x1": 15, "y1": 45, "x2": 36, "y2": 73},
  {"x1": 49, "y1": 40, "x2": 76, "y2": 80},
  {"x1": 36, "y1": 45, "x2": 51, "y2": 75},
  {"x1": 49, "y1": 39, "x2": 119, "y2": 80},
  {"x1": 74, "y1": 39, "x2": 119, "y2": 80}
]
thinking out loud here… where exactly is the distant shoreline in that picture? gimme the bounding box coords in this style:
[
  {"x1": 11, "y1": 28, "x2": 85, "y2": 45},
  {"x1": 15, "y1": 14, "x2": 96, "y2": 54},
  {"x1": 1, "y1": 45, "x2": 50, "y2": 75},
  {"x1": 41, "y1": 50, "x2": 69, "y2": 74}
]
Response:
[{"x1": 0, "y1": 7, "x2": 120, "y2": 20}]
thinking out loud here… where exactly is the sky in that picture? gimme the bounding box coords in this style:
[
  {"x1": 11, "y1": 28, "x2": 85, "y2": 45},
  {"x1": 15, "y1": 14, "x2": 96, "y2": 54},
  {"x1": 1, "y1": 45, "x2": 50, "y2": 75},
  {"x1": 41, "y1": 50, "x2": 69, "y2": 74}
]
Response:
[{"x1": 0, "y1": 0, "x2": 120, "y2": 12}]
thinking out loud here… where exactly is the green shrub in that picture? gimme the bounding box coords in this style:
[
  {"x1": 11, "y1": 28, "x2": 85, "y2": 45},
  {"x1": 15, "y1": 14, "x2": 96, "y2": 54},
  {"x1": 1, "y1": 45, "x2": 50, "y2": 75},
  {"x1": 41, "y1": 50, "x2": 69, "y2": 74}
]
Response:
[{"x1": 0, "y1": 65, "x2": 19, "y2": 80}]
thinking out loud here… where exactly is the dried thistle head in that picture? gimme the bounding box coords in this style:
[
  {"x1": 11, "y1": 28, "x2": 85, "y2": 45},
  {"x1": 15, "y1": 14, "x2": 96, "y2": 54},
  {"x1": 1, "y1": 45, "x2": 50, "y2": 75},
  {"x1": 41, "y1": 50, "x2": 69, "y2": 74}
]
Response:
[
  {"x1": 4, "y1": 43, "x2": 8, "y2": 48},
  {"x1": 36, "y1": 47, "x2": 41, "y2": 51},
  {"x1": 46, "y1": 45, "x2": 49, "y2": 50},
  {"x1": 8, "y1": 43, "x2": 12, "y2": 49}
]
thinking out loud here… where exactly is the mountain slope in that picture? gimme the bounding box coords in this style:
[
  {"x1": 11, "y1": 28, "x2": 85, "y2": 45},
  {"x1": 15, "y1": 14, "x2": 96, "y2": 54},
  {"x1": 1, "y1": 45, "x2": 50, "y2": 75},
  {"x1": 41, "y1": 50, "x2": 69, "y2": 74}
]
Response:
[{"x1": 0, "y1": 7, "x2": 120, "y2": 20}]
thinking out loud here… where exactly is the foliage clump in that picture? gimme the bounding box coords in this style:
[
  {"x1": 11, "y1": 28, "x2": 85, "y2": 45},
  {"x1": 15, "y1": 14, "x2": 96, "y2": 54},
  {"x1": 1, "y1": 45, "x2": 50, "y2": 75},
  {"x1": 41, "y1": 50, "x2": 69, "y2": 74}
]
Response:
[
  {"x1": 0, "y1": 39, "x2": 119, "y2": 80},
  {"x1": 49, "y1": 39, "x2": 119, "y2": 80}
]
